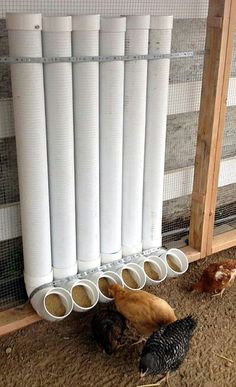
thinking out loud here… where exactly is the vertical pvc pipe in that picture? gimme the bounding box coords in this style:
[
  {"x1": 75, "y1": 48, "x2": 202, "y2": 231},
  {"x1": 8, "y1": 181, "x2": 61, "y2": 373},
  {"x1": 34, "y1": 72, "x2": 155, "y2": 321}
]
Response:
[
  {"x1": 142, "y1": 16, "x2": 173, "y2": 250},
  {"x1": 6, "y1": 13, "x2": 53, "y2": 291},
  {"x1": 72, "y1": 15, "x2": 100, "y2": 272},
  {"x1": 122, "y1": 16, "x2": 150, "y2": 256},
  {"x1": 100, "y1": 17, "x2": 126, "y2": 264},
  {"x1": 6, "y1": 14, "x2": 73, "y2": 321},
  {"x1": 43, "y1": 17, "x2": 77, "y2": 279}
]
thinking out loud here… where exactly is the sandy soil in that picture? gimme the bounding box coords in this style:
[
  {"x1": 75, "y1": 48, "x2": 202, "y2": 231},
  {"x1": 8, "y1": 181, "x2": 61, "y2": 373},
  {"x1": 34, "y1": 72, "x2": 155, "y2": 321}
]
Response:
[{"x1": 0, "y1": 248, "x2": 236, "y2": 387}]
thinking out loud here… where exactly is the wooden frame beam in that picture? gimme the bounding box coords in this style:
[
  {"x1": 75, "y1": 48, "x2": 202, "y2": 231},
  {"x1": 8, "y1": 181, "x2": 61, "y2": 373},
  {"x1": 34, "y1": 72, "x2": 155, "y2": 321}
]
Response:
[
  {"x1": 0, "y1": 303, "x2": 41, "y2": 337},
  {"x1": 181, "y1": 246, "x2": 201, "y2": 262},
  {"x1": 189, "y1": 0, "x2": 236, "y2": 258},
  {"x1": 211, "y1": 229, "x2": 236, "y2": 254}
]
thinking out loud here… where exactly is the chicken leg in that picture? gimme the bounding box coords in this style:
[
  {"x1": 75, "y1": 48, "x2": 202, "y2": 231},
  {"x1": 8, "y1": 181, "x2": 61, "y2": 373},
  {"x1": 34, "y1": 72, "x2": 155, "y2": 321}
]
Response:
[
  {"x1": 212, "y1": 288, "x2": 225, "y2": 298},
  {"x1": 155, "y1": 372, "x2": 171, "y2": 387},
  {"x1": 138, "y1": 372, "x2": 171, "y2": 387}
]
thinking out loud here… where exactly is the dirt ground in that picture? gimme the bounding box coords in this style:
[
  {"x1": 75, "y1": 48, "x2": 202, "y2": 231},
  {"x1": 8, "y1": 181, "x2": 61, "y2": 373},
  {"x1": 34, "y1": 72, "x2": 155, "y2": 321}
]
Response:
[{"x1": 0, "y1": 248, "x2": 236, "y2": 387}]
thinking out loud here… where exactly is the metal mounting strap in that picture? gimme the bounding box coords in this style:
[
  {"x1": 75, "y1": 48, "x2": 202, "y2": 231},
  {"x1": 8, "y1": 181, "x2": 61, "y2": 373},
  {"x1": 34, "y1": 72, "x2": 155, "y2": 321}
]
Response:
[{"x1": 0, "y1": 50, "x2": 207, "y2": 64}]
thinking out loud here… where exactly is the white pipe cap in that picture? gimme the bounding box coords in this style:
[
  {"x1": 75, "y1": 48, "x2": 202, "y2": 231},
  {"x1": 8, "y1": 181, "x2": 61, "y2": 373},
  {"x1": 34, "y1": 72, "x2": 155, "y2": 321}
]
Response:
[
  {"x1": 122, "y1": 242, "x2": 142, "y2": 257},
  {"x1": 100, "y1": 17, "x2": 126, "y2": 32},
  {"x1": 150, "y1": 16, "x2": 173, "y2": 30},
  {"x1": 72, "y1": 15, "x2": 100, "y2": 31},
  {"x1": 101, "y1": 249, "x2": 122, "y2": 264},
  {"x1": 142, "y1": 237, "x2": 162, "y2": 250},
  {"x1": 78, "y1": 258, "x2": 101, "y2": 272},
  {"x1": 43, "y1": 16, "x2": 72, "y2": 32},
  {"x1": 6, "y1": 13, "x2": 42, "y2": 31},
  {"x1": 53, "y1": 262, "x2": 78, "y2": 280},
  {"x1": 126, "y1": 15, "x2": 150, "y2": 30}
]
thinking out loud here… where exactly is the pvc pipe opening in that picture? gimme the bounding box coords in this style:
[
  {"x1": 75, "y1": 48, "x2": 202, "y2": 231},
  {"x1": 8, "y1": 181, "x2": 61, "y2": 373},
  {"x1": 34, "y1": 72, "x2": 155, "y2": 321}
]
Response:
[
  {"x1": 98, "y1": 275, "x2": 116, "y2": 300},
  {"x1": 44, "y1": 288, "x2": 73, "y2": 319},
  {"x1": 70, "y1": 279, "x2": 99, "y2": 311},
  {"x1": 120, "y1": 263, "x2": 146, "y2": 290},
  {"x1": 30, "y1": 286, "x2": 73, "y2": 321},
  {"x1": 161, "y1": 248, "x2": 189, "y2": 277},
  {"x1": 138, "y1": 256, "x2": 167, "y2": 285},
  {"x1": 88, "y1": 271, "x2": 121, "y2": 303}
]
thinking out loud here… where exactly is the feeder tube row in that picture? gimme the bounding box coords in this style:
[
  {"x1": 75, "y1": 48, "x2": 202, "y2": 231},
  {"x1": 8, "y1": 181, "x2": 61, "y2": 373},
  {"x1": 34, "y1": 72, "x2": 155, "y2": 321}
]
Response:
[
  {"x1": 100, "y1": 17, "x2": 126, "y2": 263},
  {"x1": 122, "y1": 15, "x2": 150, "y2": 256},
  {"x1": 142, "y1": 16, "x2": 173, "y2": 249},
  {"x1": 72, "y1": 15, "x2": 100, "y2": 272},
  {"x1": 6, "y1": 13, "x2": 73, "y2": 321},
  {"x1": 43, "y1": 17, "x2": 77, "y2": 279}
]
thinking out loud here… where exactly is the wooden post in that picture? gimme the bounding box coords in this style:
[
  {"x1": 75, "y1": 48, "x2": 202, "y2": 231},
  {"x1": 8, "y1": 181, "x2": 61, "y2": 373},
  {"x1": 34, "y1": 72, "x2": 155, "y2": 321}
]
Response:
[{"x1": 189, "y1": 0, "x2": 236, "y2": 258}]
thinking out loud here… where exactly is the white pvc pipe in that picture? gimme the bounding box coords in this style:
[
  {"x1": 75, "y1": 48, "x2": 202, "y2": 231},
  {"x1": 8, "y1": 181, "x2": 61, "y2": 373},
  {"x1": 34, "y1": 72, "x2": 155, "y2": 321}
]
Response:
[
  {"x1": 100, "y1": 17, "x2": 126, "y2": 264},
  {"x1": 122, "y1": 16, "x2": 150, "y2": 256},
  {"x1": 72, "y1": 15, "x2": 100, "y2": 272},
  {"x1": 142, "y1": 16, "x2": 173, "y2": 250},
  {"x1": 42, "y1": 17, "x2": 77, "y2": 279},
  {"x1": 6, "y1": 13, "x2": 73, "y2": 320}
]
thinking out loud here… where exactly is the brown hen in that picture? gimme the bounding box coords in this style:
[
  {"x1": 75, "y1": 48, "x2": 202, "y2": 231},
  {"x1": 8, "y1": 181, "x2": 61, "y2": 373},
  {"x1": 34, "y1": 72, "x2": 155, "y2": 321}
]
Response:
[
  {"x1": 192, "y1": 259, "x2": 236, "y2": 297},
  {"x1": 108, "y1": 284, "x2": 176, "y2": 337}
]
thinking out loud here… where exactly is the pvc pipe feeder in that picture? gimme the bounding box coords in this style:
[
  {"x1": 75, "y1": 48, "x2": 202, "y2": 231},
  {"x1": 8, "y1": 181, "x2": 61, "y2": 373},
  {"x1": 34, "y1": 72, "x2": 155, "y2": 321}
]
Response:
[
  {"x1": 42, "y1": 16, "x2": 77, "y2": 280},
  {"x1": 122, "y1": 15, "x2": 150, "y2": 256},
  {"x1": 72, "y1": 15, "x2": 101, "y2": 272},
  {"x1": 100, "y1": 17, "x2": 126, "y2": 264},
  {"x1": 6, "y1": 13, "x2": 68, "y2": 321},
  {"x1": 142, "y1": 16, "x2": 173, "y2": 250}
]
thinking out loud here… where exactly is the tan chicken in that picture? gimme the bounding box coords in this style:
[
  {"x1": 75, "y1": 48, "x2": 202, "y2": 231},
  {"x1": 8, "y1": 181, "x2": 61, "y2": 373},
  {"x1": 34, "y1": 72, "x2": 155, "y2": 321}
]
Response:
[
  {"x1": 108, "y1": 284, "x2": 177, "y2": 337},
  {"x1": 191, "y1": 259, "x2": 236, "y2": 297}
]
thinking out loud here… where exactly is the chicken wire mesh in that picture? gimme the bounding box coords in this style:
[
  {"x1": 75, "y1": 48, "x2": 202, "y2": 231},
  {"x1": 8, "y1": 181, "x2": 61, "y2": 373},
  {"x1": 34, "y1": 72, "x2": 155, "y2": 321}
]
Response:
[
  {"x1": 0, "y1": 0, "x2": 210, "y2": 310},
  {"x1": 214, "y1": 30, "x2": 236, "y2": 237}
]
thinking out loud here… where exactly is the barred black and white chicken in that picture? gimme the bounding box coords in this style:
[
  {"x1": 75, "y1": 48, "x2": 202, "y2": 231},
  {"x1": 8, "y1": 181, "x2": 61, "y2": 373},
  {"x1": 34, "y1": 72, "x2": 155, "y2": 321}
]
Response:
[{"x1": 139, "y1": 316, "x2": 197, "y2": 383}]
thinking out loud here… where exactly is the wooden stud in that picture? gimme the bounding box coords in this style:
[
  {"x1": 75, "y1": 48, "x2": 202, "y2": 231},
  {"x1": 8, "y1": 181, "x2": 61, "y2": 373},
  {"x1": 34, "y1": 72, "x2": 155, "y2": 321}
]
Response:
[
  {"x1": 0, "y1": 303, "x2": 41, "y2": 337},
  {"x1": 181, "y1": 246, "x2": 201, "y2": 262},
  {"x1": 211, "y1": 230, "x2": 236, "y2": 254},
  {"x1": 206, "y1": 0, "x2": 236, "y2": 255},
  {"x1": 189, "y1": 0, "x2": 236, "y2": 258}
]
